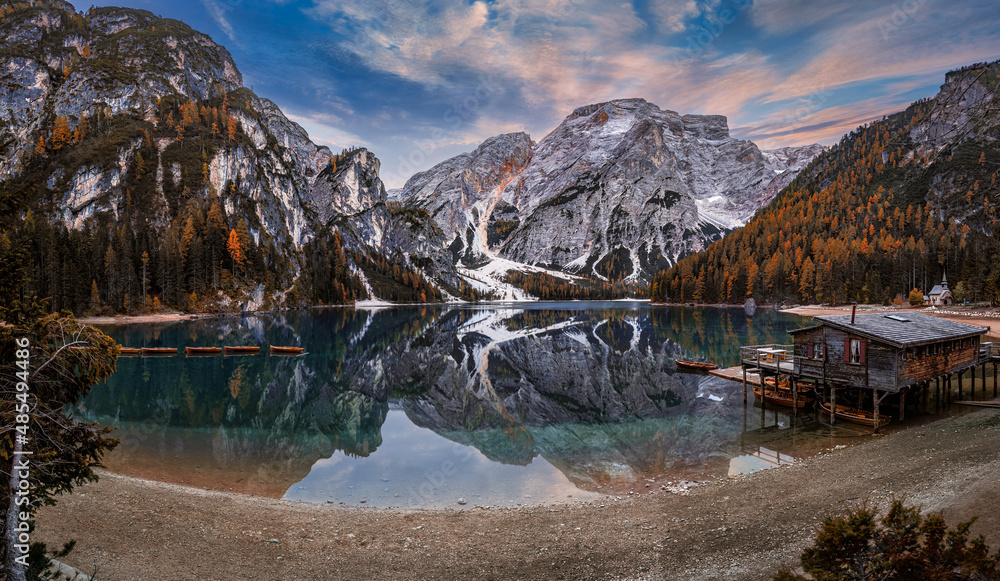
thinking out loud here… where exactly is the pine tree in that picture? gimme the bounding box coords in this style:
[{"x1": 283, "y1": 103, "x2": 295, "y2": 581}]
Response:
[
  {"x1": 227, "y1": 228, "x2": 244, "y2": 273},
  {"x1": 89, "y1": 279, "x2": 100, "y2": 314},
  {"x1": 51, "y1": 115, "x2": 72, "y2": 149},
  {"x1": 73, "y1": 114, "x2": 88, "y2": 144}
]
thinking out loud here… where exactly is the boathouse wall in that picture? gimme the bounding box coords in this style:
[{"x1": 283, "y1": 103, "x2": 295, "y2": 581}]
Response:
[
  {"x1": 898, "y1": 336, "x2": 980, "y2": 387},
  {"x1": 791, "y1": 327, "x2": 899, "y2": 391}
]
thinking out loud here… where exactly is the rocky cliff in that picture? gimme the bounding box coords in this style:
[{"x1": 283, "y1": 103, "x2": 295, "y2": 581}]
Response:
[
  {"x1": 0, "y1": 2, "x2": 387, "y2": 250},
  {"x1": 0, "y1": 0, "x2": 451, "y2": 308},
  {"x1": 398, "y1": 99, "x2": 824, "y2": 283}
]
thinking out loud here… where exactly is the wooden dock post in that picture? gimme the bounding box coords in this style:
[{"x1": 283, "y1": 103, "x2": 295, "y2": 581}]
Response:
[
  {"x1": 994, "y1": 362, "x2": 997, "y2": 397},
  {"x1": 830, "y1": 386, "x2": 837, "y2": 425},
  {"x1": 742, "y1": 367, "x2": 747, "y2": 403},
  {"x1": 792, "y1": 377, "x2": 798, "y2": 418},
  {"x1": 760, "y1": 376, "x2": 767, "y2": 429},
  {"x1": 899, "y1": 389, "x2": 905, "y2": 422},
  {"x1": 874, "y1": 389, "x2": 881, "y2": 433}
]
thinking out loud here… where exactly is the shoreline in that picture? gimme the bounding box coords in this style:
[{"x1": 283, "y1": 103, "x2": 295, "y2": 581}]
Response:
[
  {"x1": 72, "y1": 298, "x2": 645, "y2": 326},
  {"x1": 782, "y1": 304, "x2": 1000, "y2": 339},
  {"x1": 35, "y1": 407, "x2": 1000, "y2": 580}
]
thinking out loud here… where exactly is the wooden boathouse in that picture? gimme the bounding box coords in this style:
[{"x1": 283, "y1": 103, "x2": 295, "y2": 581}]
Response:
[{"x1": 739, "y1": 310, "x2": 995, "y2": 430}]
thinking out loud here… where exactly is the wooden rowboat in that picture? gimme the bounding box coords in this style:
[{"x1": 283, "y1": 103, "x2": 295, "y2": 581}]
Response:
[
  {"x1": 119, "y1": 347, "x2": 141, "y2": 356},
  {"x1": 186, "y1": 346, "x2": 223, "y2": 356},
  {"x1": 270, "y1": 345, "x2": 304, "y2": 355},
  {"x1": 818, "y1": 400, "x2": 891, "y2": 427},
  {"x1": 141, "y1": 347, "x2": 177, "y2": 356},
  {"x1": 753, "y1": 384, "x2": 814, "y2": 409},
  {"x1": 224, "y1": 345, "x2": 261, "y2": 355},
  {"x1": 676, "y1": 360, "x2": 719, "y2": 371}
]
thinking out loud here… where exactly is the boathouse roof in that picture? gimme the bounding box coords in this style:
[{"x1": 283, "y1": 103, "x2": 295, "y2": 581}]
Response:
[{"x1": 789, "y1": 312, "x2": 986, "y2": 348}]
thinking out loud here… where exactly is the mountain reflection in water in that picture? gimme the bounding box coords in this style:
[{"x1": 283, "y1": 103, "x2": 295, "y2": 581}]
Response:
[{"x1": 79, "y1": 303, "x2": 812, "y2": 507}]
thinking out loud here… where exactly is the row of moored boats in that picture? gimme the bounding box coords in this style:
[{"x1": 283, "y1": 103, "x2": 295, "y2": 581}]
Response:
[{"x1": 119, "y1": 345, "x2": 304, "y2": 357}]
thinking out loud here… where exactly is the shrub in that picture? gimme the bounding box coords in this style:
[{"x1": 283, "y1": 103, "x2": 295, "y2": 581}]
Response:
[
  {"x1": 775, "y1": 499, "x2": 1000, "y2": 580},
  {"x1": 909, "y1": 288, "x2": 925, "y2": 306}
]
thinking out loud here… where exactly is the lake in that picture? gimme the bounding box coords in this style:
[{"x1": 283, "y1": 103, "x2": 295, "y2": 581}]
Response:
[{"x1": 78, "y1": 302, "x2": 916, "y2": 508}]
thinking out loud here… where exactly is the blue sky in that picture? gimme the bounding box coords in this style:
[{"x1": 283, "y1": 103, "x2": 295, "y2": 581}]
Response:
[{"x1": 69, "y1": 0, "x2": 1000, "y2": 188}]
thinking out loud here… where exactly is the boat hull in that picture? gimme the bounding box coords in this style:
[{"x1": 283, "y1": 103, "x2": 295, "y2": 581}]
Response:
[
  {"x1": 818, "y1": 401, "x2": 891, "y2": 427},
  {"x1": 752, "y1": 385, "x2": 814, "y2": 408},
  {"x1": 224, "y1": 346, "x2": 261, "y2": 355},
  {"x1": 270, "y1": 346, "x2": 304, "y2": 355},
  {"x1": 141, "y1": 347, "x2": 177, "y2": 356},
  {"x1": 186, "y1": 347, "x2": 223, "y2": 356},
  {"x1": 676, "y1": 360, "x2": 718, "y2": 371}
]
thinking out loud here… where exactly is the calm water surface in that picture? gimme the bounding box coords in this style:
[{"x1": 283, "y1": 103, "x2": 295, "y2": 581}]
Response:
[{"x1": 78, "y1": 303, "x2": 943, "y2": 508}]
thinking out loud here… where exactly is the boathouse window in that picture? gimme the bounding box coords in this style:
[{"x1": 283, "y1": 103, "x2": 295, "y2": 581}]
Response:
[{"x1": 845, "y1": 338, "x2": 865, "y2": 365}]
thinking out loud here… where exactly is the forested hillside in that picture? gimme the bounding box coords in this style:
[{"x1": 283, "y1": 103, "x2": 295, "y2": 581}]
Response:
[
  {"x1": 651, "y1": 61, "x2": 1000, "y2": 305},
  {"x1": 0, "y1": 1, "x2": 447, "y2": 316}
]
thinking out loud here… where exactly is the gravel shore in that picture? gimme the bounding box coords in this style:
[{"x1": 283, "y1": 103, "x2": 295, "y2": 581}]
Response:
[{"x1": 35, "y1": 408, "x2": 1000, "y2": 580}]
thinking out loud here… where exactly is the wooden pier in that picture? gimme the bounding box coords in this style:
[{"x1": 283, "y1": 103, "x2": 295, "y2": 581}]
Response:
[
  {"x1": 709, "y1": 366, "x2": 762, "y2": 386},
  {"x1": 736, "y1": 311, "x2": 997, "y2": 432}
]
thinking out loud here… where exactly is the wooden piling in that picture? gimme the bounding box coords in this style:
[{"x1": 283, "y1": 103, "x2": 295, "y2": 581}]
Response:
[
  {"x1": 874, "y1": 389, "x2": 881, "y2": 433},
  {"x1": 792, "y1": 377, "x2": 798, "y2": 418},
  {"x1": 830, "y1": 386, "x2": 837, "y2": 425},
  {"x1": 760, "y1": 376, "x2": 766, "y2": 429}
]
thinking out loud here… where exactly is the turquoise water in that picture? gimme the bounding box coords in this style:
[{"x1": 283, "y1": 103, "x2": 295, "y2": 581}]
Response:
[{"x1": 79, "y1": 303, "x2": 844, "y2": 508}]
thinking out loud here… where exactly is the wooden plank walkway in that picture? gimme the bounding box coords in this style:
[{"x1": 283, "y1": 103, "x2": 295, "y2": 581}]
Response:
[{"x1": 709, "y1": 366, "x2": 762, "y2": 386}]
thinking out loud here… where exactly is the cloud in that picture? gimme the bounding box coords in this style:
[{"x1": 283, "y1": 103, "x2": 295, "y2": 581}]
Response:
[
  {"x1": 650, "y1": 0, "x2": 703, "y2": 33},
  {"x1": 201, "y1": 0, "x2": 237, "y2": 43},
  {"x1": 227, "y1": 0, "x2": 1000, "y2": 184},
  {"x1": 738, "y1": 97, "x2": 903, "y2": 148},
  {"x1": 754, "y1": 0, "x2": 1000, "y2": 104},
  {"x1": 283, "y1": 111, "x2": 370, "y2": 151}
]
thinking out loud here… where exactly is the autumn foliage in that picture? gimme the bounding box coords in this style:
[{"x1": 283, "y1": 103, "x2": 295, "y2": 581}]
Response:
[
  {"x1": 775, "y1": 499, "x2": 1000, "y2": 580},
  {"x1": 652, "y1": 74, "x2": 1000, "y2": 305}
]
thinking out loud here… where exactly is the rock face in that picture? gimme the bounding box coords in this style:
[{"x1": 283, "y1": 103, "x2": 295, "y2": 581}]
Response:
[
  {"x1": 0, "y1": 0, "x2": 433, "y2": 296},
  {"x1": 1, "y1": 3, "x2": 242, "y2": 178},
  {"x1": 906, "y1": 61, "x2": 1000, "y2": 229},
  {"x1": 0, "y1": 1, "x2": 824, "y2": 301},
  {"x1": 399, "y1": 99, "x2": 824, "y2": 281},
  {"x1": 912, "y1": 64, "x2": 1000, "y2": 148},
  {"x1": 401, "y1": 133, "x2": 534, "y2": 263}
]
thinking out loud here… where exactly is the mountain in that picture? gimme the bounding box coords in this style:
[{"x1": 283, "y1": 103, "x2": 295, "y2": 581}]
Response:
[
  {"x1": 651, "y1": 60, "x2": 1000, "y2": 305},
  {"x1": 0, "y1": 0, "x2": 459, "y2": 313},
  {"x1": 398, "y1": 98, "x2": 824, "y2": 284}
]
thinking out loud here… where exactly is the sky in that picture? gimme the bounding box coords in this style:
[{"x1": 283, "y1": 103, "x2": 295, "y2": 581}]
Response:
[{"x1": 69, "y1": 0, "x2": 1000, "y2": 188}]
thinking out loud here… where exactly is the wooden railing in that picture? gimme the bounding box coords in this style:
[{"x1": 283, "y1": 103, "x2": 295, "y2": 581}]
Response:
[
  {"x1": 740, "y1": 345, "x2": 798, "y2": 372},
  {"x1": 980, "y1": 342, "x2": 999, "y2": 362}
]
